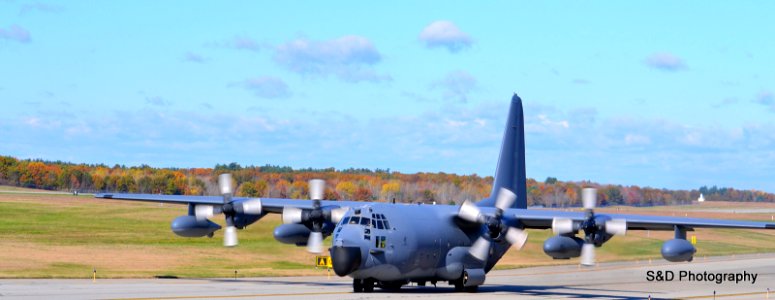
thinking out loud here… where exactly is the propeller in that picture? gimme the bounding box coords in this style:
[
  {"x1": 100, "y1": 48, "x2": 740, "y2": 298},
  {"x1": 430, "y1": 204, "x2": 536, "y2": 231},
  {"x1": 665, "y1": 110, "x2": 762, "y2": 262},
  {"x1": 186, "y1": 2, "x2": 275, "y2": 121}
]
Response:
[
  {"x1": 458, "y1": 188, "x2": 528, "y2": 261},
  {"x1": 281, "y1": 179, "x2": 348, "y2": 254},
  {"x1": 551, "y1": 188, "x2": 627, "y2": 266},
  {"x1": 193, "y1": 173, "x2": 264, "y2": 247}
]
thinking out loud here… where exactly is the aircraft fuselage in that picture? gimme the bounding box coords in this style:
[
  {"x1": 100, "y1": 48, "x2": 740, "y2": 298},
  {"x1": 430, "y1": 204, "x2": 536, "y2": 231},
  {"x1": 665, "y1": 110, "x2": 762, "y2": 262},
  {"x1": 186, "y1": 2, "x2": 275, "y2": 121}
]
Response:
[{"x1": 331, "y1": 203, "x2": 508, "y2": 283}]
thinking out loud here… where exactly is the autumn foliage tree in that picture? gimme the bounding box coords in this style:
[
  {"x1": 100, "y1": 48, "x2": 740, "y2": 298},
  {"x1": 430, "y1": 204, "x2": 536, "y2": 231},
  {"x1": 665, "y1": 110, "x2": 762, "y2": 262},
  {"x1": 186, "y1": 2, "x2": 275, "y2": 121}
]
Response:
[{"x1": 1, "y1": 155, "x2": 773, "y2": 206}]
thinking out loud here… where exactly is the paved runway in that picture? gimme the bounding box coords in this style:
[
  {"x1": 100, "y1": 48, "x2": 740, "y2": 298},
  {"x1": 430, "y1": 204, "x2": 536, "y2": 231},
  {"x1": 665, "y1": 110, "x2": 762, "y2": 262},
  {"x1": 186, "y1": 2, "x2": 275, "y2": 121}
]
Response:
[{"x1": 2, "y1": 253, "x2": 774, "y2": 299}]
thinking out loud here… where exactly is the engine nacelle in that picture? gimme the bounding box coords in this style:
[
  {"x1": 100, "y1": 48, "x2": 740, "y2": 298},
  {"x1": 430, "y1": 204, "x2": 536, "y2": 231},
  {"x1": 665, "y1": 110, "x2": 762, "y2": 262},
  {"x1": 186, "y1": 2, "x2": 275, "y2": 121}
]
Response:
[
  {"x1": 170, "y1": 215, "x2": 221, "y2": 237},
  {"x1": 543, "y1": 235, "x2": 584, "y2": 259},
  {"x1": 273, "y1": 224, "x2": 311, "y2": 245},
  {"x1": 661, "y1": 239, "x2": 696, "y2": 262}
]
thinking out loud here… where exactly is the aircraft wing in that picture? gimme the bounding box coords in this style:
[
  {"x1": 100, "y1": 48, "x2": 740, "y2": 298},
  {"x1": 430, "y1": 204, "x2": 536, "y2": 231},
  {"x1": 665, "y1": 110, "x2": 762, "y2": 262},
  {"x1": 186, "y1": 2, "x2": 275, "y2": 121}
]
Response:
[
  {"x1": 508, "y1": 208, "x2": 775, "y2": 231},
  {"x1": 94, "y1": 193, "x2": 367, "y2": 214}
]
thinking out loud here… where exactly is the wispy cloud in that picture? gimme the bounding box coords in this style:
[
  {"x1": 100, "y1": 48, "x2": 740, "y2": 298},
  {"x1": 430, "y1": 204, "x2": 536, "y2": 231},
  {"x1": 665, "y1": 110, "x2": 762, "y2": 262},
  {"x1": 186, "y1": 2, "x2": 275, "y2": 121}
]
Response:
[
  {"x1": 419, "y1": 21, "x2": 472, "y2": 53},
  {"x1": 0, "y1": 24, "x2": 31, "y2": 43},
  {"x1": 431, "y1": 70, "x2": 478, "y2": 102},
  {"x1": 145, "y1": 96, "x2": 171, "y2": 106},
  {"x1": 232, "y1": 36, "x2": 260, "y2": 52},
  {"x1": 712, "y1": 97, "x2": 738, "y2": 108},
  {"x1": 242, "y1": 76, "x2": 291, "y2": 99},
  {"x1": 19, "y1": 2, "x2": 64, "y2": 15},
  {"x1": 273, "y1": 35, "x2": 388, "y2": 82},
  {"x1": 183, "y1": 52, "x2": 206, "y2": 63},
  {"x1": 572, "y1": 78, "x2": 590, "y2": 85},
  {"x1": 755, "y1": 90, "x2": 774, "y2": 112},
  {"x1": 3, "y1": 101, "x2": 775, "y2": 191},
  {"x1": 645, "y1": 52, "x2": 686, "y2": 71}
]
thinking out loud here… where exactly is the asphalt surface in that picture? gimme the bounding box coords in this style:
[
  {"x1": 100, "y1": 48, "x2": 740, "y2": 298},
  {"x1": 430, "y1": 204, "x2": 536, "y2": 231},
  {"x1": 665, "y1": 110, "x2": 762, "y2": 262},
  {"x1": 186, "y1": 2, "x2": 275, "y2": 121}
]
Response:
[{"x1": 2, "y1": 253, "x2": 774, "y2": 299}]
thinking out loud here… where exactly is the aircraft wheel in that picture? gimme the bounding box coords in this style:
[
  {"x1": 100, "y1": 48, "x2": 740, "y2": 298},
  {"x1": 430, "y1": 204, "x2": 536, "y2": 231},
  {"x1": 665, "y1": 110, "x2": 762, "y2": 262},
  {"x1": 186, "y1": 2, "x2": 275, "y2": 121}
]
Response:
[
  {"x1": 363, "y1": 278, "x2": 375, "y2": 293},
  {"x1": 453, "y1": 280, "x2": 464, "y2": 292},
  {"x1": 417, "y1": 281, "x2": 426, "y2": 287},
  {"x1": 379, "y1": 281, "x2": 403, "y2": 291},
  {"x1": 353, "y1": 279, "x2": 363, "y2": 293}
]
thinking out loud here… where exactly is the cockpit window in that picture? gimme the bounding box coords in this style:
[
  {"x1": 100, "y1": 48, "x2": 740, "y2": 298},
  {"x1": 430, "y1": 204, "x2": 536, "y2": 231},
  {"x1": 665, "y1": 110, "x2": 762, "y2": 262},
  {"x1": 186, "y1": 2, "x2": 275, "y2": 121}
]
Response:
[
  {"x1": 341, "y1": 217, "x2": 350, "y2": 225},
  {"x1": 376, "y1": 220, "x2": 384, "y2": 230},
  {"x1": 360, "y1": 217, "x2": 370, "y2": 226},
  {"x1": 349, "y1": 216, "x2": 361, "y2": 225},
  {"x1": 383, "y1": 220, "x2": 390, "y2": 229}
]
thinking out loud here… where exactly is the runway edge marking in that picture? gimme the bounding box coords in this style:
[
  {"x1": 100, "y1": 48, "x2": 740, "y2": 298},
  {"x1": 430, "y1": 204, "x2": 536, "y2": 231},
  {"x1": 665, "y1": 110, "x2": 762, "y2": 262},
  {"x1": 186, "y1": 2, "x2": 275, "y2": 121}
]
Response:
[{"x1": 111, "y1": 291, "x2": 350, "y2": 300}]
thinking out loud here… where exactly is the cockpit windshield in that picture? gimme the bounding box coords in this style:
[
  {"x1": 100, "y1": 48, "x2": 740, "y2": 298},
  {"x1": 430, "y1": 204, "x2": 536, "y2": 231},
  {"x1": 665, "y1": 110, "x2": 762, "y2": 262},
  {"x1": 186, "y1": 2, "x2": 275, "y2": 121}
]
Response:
[{"x1": 338, "y1": 209, "x2": 390, "y2": 229}]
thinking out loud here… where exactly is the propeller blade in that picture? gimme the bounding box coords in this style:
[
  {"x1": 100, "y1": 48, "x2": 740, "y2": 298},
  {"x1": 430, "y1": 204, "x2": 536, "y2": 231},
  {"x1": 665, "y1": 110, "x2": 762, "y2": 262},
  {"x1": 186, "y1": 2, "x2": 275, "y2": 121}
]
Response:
[
  {"x1": 504, "y1": 227, "x2": 528, "y2": 250},
  {"x1": 224, "y1": 226, "x2": 238, "y2": 247},
  {"x1": 307, "y1": 231, "x2": 324, "y2": 254},
  {"x1": 309, "y1": 179, "x2": 325, "y2": 200},
  {"x1": 330, "y1": 207, "x2": 349, "y2": 224},
  {"x1": 605, "y1": 219, "x2": 627, "y2": 236},
  {"x1": 458, "y1": 200, "x2": 482, "y2": 223},
  {"x1": 580, "y1": 243, "x2": 596, "y2": 266},
  {"x1": 194, "y1": 204, "x2": 216, "y2": 221},
  {"x1": 282, "y1": 206, "x2": 303, "y2": 224},
  {"x1": 218, "y1": 173, "x2": 234, "y2": 196},
  {"x1": 552, "y1": 217, "x2": 575, "y2": 235},
  {"x1": 495, "y1": 188, "x2": 517, "y2": 211},
  {"x1": 582, "y1": 188, "x2": 597, "y2": 210},
  {"x1": 469, "y1": 236, "x2": 491, "y2": 261}
]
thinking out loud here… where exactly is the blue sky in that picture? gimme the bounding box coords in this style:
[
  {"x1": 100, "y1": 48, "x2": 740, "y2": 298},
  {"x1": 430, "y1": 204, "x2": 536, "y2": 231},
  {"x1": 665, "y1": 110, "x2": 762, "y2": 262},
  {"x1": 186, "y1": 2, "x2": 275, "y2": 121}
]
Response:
[{"x1": 1, "y1": 1, "x2": 774, "y2": 192}]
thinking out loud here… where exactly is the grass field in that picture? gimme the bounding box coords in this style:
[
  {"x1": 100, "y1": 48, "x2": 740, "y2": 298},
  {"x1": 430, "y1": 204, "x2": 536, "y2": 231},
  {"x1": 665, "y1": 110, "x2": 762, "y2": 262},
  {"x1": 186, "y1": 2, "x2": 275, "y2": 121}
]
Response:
[{"x1": 1, "y1": 187, "x2": 774, "y2": 278}]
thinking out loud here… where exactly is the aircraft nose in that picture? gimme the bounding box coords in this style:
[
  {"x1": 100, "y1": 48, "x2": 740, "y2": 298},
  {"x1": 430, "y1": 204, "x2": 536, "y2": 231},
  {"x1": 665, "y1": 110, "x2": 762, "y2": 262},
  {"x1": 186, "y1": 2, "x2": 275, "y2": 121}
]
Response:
[{"x1": 331, "y1": 246, "x2": 361, "y2": 276}]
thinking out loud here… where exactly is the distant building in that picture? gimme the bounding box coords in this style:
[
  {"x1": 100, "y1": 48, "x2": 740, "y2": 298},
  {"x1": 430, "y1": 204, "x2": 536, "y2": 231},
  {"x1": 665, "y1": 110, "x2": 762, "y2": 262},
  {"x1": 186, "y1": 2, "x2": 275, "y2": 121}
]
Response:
[{"x1": 698, "y1": 193, "x2": 705, "y2": 202}]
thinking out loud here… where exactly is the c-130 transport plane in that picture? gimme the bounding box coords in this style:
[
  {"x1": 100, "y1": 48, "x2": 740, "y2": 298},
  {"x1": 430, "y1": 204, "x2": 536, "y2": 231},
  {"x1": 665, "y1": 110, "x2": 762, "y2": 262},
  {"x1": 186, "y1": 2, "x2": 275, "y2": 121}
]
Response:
[{"x1": 97, "y1": 94, "x2": 775, "y2": 293}]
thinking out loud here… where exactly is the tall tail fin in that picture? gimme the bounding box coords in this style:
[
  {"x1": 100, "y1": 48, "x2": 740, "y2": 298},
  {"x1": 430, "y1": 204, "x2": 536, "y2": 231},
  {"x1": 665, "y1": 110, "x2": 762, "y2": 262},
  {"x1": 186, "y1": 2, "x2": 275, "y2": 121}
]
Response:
[{"x1": 478, "y1": 94, "x2": 527, "y2": 209}]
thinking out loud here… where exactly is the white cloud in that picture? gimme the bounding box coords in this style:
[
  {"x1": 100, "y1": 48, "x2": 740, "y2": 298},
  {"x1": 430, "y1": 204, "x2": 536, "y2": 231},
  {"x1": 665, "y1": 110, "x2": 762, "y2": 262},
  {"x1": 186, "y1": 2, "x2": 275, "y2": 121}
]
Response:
[
  {"x1": 419, "y1": 21, "x2": 472, "y2": 53},
  {"x1": 273, "y1": 35, "x2": 388, "y2": 82},
  {"x1": 754, "y1": 90, "x2": 774, "y2": 112},
  {"x1": 624, "y1": 134, "x2": 651, "y2": 145},
  {"x1": 145, "y1": 96, "x2": 171, "y2": 106},
  {"x1": 0, "y1": 24, "x2": 31, "y2": 43},
  {"x1": 243, "y1": 76, "x2": 291, "y2": 99},
  {"x1": 183, "y1": 52, "x2": 206, "y2": 63},
  {"x1": 232, "y1": 37, "x2": 260, "y2": 51},
  {"x1": 431, "y1": 70, "x2": 477, "y2": 102},
  {"x1": 3, "y1": 100, "x2": 775, "y2": 192},
  {"x1": 645, "y1": 52, "x2": 686, "y2": 71},
  {"x1": 19, "y1": 2, "x2": 64, "y2": 15}
]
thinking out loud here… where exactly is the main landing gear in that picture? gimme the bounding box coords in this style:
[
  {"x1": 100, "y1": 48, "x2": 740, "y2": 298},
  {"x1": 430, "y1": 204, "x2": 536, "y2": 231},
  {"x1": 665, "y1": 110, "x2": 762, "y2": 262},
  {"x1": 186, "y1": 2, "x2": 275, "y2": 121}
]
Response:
[
  {"x1": 354, "y1": 277, "x2": 478, "y2": 293},
  {"x1": 352, "y1": 278, "x2": 374, "y2": 293}
]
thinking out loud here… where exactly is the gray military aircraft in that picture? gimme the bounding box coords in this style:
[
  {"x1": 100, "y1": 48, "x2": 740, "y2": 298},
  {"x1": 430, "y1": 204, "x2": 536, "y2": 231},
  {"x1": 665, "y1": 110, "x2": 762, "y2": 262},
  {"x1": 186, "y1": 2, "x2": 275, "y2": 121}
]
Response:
[{"x1": 96, "y1": 94, "x2": 775, "y2": 293}]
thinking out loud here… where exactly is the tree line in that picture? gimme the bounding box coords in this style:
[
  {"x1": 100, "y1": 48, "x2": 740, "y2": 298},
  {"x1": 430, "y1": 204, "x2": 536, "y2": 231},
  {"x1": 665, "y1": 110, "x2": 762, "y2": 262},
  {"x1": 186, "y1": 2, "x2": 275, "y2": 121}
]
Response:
[{"x1": 1, "y1": 156, "x2": 773, "y2": 206}]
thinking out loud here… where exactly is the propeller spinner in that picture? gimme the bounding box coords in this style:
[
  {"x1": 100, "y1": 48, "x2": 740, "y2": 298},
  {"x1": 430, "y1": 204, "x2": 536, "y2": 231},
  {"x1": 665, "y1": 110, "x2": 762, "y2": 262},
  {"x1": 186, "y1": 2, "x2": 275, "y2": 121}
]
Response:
[
  {"x1": 193, "y1": 173, "x2": 264, "y2": 247},
  {"x1": 281, "y1": 179, "x2": 347, "y2": 254},
  {"x1": 458, "y1": 188, "x2": 528, "y2": 261},
  {"x1": 551, "y1": 188, "x2": 627, "y2": 266}
]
